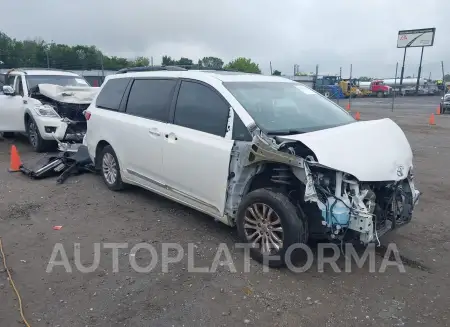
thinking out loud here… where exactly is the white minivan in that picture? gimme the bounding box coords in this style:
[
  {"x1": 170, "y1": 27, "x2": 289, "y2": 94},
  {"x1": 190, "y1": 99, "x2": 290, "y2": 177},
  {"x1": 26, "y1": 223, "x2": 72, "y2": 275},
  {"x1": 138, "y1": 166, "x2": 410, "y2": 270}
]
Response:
[{"x1": 84, "y1": 66, "x2": 420, "y2": 267}]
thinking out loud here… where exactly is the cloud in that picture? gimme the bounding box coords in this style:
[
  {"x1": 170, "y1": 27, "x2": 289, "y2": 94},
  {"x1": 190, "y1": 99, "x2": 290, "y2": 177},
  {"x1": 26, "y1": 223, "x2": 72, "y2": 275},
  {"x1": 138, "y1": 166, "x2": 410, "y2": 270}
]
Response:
[{"x1": 2, "y1": 0, "x2": 448, "y2": 77}]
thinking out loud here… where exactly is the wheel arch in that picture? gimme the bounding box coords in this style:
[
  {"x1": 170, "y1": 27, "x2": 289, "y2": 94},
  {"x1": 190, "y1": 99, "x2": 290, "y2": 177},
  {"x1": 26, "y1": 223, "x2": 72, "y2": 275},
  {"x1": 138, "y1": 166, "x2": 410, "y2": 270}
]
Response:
[{"x1": 95, "y1": 140, "x2": 111, "y2": 169}]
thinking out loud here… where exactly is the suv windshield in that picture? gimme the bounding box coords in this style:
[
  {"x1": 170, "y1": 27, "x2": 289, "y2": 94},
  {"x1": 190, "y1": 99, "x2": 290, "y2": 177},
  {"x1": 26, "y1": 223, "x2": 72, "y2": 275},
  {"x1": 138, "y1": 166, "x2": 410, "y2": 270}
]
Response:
[
  {"x1": 223, "y1": 81, "x2": 355, "y2": 134},
  {"x1": 26, "y1": 75, "x2": 90, "y2": 90}
]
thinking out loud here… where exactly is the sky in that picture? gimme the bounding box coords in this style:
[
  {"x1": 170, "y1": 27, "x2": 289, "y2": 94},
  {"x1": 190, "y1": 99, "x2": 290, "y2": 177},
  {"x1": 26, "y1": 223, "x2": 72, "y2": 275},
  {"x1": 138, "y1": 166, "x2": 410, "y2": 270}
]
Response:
[{"x1": 1, "y1": 0, "x2": 448, "y2": 78}]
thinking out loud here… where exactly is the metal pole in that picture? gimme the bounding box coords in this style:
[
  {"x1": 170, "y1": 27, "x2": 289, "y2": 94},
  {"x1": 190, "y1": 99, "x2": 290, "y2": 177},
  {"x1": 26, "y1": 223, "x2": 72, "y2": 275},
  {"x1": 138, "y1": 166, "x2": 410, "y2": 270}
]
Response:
[
  {"x1": 46, "y1": 51, "x2": 50, "y2": 68},
  {"x1": 392, "y1": 62, "x2": 398, "y2": 111},
  {"x1": 348, "y1": 64, "x2": 352, "y2": 108},
  {"x1": 337, "y1": 67, "x2": 342, "y2": 105},
  {"x1": 151, "y1": 56, "x2": 154, "y2": 66},
  {"x1": 399, "y1": 47, "x2": 407, "y2": 95},
  {"x1": 99, "y1": 52, "x2": 105, "y2": 85},
  {"x1": 270, "y1": 61, "x2": 273, "y2": 75},
  {"x1": 314, "y1": 64, "x2": 319, "y2": 91},
  {"x1": 441, "y1": 61, "x2": 445, "y2": 97},
  {"x1": 415, "y1": 47, "x2": 424, "y2": 95}
]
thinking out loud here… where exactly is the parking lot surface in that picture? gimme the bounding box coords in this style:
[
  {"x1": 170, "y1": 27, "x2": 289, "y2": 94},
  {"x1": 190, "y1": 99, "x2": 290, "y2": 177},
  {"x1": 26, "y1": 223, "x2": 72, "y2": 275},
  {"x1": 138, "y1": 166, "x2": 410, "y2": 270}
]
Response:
[{"x1": 1, "y1": 96, "x2": 449, "y2": 327}]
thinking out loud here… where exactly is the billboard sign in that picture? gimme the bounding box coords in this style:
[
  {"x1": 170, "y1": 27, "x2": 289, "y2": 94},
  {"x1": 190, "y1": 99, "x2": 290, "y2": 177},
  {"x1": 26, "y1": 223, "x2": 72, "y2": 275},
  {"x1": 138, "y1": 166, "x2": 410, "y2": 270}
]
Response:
[{"x1": 397, "y1": 28, "x2": 436, "y2": 48}]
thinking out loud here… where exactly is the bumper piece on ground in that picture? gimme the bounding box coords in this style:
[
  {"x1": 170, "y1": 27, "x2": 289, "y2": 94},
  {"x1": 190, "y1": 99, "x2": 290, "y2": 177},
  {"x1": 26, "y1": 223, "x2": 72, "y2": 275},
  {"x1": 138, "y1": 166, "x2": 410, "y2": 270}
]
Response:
[{"x1": 19, "y1": 145, "x2": 95, "y2": 184}]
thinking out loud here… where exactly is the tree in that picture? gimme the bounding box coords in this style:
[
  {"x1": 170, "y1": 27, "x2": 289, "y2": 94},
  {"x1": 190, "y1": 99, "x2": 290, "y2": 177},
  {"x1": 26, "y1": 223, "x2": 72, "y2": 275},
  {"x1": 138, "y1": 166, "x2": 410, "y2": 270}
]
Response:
[
  {"x1": 199, "y1": 56, "x2": 224, "y2": 69},
  {"x1": 359, "y1": 76, "x2": 372, "y2": 81},
  {"x1": 130, "y1": 56, "x2": 150, "y2": 67},
  {"x1": 162, "y1": 55, "x2": 176, "y2": 66},
  {"x1": 224, "y1": 57, "x2": 261, "y2": 74},
  {"x1": 0, "y1": 30, "x2": 151, "y2": 71},
  {"x1": 272, "y1": 70, "x2": 281, "y2": 76}
]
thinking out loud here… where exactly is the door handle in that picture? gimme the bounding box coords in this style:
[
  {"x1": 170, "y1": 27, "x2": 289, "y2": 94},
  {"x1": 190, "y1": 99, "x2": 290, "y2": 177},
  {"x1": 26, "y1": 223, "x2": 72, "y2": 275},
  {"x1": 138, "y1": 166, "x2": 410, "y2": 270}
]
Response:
[{"x1": 148, "y1": 129, "x2": 160, "y2": 136}]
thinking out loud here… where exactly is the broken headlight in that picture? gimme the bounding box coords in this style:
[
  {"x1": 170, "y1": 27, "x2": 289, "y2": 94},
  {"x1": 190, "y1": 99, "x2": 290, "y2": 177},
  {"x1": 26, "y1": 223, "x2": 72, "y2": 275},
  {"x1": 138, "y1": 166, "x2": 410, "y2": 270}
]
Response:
[{"x1": 33, "y1": 104, "x2": 60, "y2": 118}]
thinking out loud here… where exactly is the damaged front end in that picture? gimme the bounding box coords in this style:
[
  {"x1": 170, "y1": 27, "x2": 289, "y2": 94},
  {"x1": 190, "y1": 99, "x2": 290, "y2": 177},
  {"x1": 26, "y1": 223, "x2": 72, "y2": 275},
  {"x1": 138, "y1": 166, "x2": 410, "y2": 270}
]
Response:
[
  {"x1": 30, "y1": 84, "x2": 98, "y2": 144},
  {"x1": 227, "y1": 118, "x2": 420, "y2": 245}
]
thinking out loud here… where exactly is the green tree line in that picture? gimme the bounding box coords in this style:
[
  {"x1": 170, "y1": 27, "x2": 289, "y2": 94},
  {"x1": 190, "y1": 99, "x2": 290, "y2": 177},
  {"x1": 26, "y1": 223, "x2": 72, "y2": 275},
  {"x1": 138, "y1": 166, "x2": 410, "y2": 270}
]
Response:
[{"x1": 0, "y1": 31, "x2": 262, "y2": 73}]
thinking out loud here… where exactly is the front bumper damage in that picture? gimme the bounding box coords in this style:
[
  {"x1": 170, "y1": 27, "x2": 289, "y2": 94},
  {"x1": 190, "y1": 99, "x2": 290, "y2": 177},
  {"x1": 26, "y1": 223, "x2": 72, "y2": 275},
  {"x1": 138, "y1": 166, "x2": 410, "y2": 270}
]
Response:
[{"x1": 238, "y1": 119, "x2": 421, "y2": 245}]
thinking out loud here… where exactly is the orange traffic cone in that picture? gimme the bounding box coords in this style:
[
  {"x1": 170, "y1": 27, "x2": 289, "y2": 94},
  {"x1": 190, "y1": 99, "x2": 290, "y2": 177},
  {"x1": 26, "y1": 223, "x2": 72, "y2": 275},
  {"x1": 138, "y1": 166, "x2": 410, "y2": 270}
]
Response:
[
  {"x1": 354, "y1": 111, "x2": 361, "y2": 120},
  {"x1": 429, "y1": 113, "x2": 436, "y2": 125},
  {"x1": 436, "y1": 106, "x2": 441, "y2": 115},
  {"x1": 346, "y1": 103, "x2": 351, "y2": 111},
  {"x1": 8, "y1": 145, "x2": 22, "y2": 172}
]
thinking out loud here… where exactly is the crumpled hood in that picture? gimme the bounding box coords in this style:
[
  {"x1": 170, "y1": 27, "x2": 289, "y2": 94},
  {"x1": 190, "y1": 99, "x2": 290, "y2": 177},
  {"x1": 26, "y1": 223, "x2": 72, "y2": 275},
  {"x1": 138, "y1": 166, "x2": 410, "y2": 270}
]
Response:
[
  {"x1": 278, "y1": 118, "x2": 413, "y2": 182},
  {"x1": 37, "y1": 83, "x2": 99, "y2": 104}
]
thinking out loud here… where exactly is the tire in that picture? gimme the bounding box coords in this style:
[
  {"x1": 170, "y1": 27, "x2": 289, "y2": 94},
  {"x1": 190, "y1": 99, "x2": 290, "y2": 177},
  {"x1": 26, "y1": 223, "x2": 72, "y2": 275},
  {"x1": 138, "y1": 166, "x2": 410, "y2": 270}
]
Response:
[
  {"x1": 99, "y1": 145, "x2": 125, "y2": 191},
  {"x1": 236, "y1": 188, "x2": 308, "y2": 268},
  {"x1": 376, "y1": 91, "x2": 384, "y2": 98},
  {"x1": 26, "y1": 116, "x2": 55, "y2": 152}
]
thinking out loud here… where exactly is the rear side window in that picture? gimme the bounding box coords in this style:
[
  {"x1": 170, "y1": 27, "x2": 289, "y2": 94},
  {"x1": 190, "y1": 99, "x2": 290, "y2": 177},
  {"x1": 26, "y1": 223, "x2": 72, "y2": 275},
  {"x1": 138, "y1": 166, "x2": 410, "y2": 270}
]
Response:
[
  {"x1": 125, "y1": 79, "x2": 177, "y2": 122},
  {"x1": 95, "y1": 78, "x2": 130, "y2": 111},
  {"x1": 174, "y1": 81, "x2": 229, "y2": 137}
]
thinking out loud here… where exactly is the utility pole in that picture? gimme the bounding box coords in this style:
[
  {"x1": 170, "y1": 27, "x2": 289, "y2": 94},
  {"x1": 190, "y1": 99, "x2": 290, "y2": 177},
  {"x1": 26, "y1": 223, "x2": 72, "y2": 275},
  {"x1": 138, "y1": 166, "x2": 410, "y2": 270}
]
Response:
[
  {"x1": 415, "y1": 47, "x2": 424, "y2": 95},
  {"x1": 269, "y1": 61, "x2": 273, "y2": 75},
  {"x1": 399, "y1": 47, "x2": 407, "y2": 94},
  {"x1": 441, "y1": 61, "x2": 445, "y2": 96},
  {"x1": 392, "y1": 62, "x2": 398, "y2": 111}
]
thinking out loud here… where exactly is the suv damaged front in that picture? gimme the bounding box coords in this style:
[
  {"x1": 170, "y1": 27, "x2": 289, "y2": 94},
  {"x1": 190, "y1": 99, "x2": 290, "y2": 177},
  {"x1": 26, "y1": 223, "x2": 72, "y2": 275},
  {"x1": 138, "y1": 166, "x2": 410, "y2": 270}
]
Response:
[
  {"x1": 29, "y1": 82, "x2": 99, "y2": 144},
  {"x1": 224, "y1": 81, "x2": 420, "y2": 245}
]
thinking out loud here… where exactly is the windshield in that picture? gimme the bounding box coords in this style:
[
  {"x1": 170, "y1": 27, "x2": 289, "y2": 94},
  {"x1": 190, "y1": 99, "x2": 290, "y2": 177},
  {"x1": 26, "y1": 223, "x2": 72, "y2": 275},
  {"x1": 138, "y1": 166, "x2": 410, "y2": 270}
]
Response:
[
  {"x1": 223, "y1": 81, "x2": 355, "y2": 134},
  {"x1": 26, "y1": 75, "x2": 90, "y2": 90}
]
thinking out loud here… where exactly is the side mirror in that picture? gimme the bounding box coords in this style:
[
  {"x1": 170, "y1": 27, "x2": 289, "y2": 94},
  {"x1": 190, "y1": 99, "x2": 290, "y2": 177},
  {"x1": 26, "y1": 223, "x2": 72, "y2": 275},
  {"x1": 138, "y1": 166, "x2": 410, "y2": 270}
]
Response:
[{"x1": 2, "y1": 85, "x2": 15, "y2": 96}]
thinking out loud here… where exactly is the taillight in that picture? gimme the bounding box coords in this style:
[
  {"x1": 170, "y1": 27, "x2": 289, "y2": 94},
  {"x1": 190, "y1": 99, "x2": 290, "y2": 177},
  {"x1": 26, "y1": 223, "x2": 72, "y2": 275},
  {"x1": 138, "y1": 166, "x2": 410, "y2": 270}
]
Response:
[{"x1": 84, "y1": 111, "x2": 91, "y2": 120}]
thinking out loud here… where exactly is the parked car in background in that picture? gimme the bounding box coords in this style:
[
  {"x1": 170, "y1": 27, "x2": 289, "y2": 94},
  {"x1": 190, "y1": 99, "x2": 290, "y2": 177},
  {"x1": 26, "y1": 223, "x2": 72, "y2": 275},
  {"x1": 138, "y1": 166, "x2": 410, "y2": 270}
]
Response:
[
  {"x1": 440, "y1": 90, "x2": 450, "y2": 114},
  {"x1": 84, "y1": 66, "x2": 420, "y2": 267},
  {"x1": 0, "y1": 68, "x2": 99, "y2": 151}
]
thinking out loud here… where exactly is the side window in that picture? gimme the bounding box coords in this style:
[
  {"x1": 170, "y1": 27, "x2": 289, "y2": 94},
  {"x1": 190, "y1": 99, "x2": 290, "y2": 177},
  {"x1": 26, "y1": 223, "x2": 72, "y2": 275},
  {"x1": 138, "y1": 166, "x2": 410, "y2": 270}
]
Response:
[
  {"x1": 174, "y1": 81, "x2": 229, "y2": 137},
  {"x1": 125, "y1": 79, "x2": 177, "y2": 122},
  {"x1": 95, "y1": 78, "x2": 130, "y2": 111},
  {"x1": 6, "y1": 75, "x2": 16, "y2": 87},
  {"x1": 15, "y1": 77, "x2": 24, "y2": 96},
  {"x1": 232, "y1": 112, "x2": 252, "y2": 141}
]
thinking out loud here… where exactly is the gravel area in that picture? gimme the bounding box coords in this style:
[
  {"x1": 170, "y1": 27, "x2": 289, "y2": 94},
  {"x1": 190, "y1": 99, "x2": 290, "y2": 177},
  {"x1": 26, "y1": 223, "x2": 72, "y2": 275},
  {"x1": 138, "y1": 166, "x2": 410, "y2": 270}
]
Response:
[{"x1": 0, "y1": 96, "x2": 449, "y2": 327}]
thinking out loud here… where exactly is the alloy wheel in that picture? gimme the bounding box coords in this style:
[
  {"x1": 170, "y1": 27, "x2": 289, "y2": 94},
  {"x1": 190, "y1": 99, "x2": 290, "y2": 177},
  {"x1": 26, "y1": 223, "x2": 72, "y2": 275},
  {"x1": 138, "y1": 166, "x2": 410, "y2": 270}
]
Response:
[
  {"x1": 28, "y1": 121, "x2": 38, "y2": 148},
  {"x1": 102, "y1": 153, "x2": 117, "y2": 185},
  {"x1": 243, "y1": 203, "x2": 284, "y2": 255}
]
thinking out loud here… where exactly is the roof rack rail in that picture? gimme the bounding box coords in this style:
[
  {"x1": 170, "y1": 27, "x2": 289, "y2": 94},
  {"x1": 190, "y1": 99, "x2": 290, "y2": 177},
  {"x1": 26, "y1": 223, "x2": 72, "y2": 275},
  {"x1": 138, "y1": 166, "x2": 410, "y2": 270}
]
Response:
[
  {"x1": 5, "y1": 67, "x2": 72, "y2": 75},
  {"x1": 175, "y1": 65, "x2": 241, "y2": 72},
  {"x1": 116, "y1": 65, "x2": 187, "y2": 74}
]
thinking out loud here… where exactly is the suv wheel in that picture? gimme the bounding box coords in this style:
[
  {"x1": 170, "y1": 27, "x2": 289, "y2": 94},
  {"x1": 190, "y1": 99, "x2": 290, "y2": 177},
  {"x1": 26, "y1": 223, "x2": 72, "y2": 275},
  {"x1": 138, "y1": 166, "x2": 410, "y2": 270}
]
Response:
[
  {"x1": 27, "y1": 117, "x2": 54, "y2": 152},
  {"x1": 236, "y1": 188, "x2": 308, "y2": 268},
  {"x1": 100, "y1": 145, "x2": 124, "y2": 191}
]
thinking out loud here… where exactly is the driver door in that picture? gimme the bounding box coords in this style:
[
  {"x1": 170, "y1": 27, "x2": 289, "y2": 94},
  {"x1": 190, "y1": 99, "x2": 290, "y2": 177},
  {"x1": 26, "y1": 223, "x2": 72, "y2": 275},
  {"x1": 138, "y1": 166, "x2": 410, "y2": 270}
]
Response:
[{"x1": 0, "y1": 75, "x2": 27, "y2": 132}]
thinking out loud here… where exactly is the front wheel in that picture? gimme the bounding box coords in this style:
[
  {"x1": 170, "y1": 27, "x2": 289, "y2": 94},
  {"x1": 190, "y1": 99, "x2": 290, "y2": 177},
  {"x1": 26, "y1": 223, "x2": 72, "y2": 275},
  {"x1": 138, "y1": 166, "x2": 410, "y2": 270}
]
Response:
[
  {"x1": 27, "y1": 117, "x2": 55, "y2": 152},
  {"x1": 377, "y1": 91, "x2": 384, "y2": 98},
  {"x1": 236, "y1": 189, "x2": 308, "y2": 268}
]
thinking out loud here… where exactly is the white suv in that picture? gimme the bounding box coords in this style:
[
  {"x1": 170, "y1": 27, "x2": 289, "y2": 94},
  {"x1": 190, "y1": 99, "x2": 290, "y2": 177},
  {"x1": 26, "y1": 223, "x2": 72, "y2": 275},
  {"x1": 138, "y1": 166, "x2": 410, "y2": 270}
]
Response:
[
  {"x1": 0, "y1": 68, "x2": 97, "y2": 152},
  {"x1": 84, "y1": 66, "x2": 420, "y2": 267}
]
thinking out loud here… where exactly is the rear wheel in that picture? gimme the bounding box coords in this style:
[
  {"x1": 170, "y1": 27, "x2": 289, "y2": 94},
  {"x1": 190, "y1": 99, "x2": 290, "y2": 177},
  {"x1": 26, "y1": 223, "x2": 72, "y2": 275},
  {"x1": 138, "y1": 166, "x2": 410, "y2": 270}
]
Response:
[
  {"x1": 100, "y1": 145, "x2": 124, "y2": 191},
  {"x1": 236, "y1": 188, "x2": 308, "y2": 268}
]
